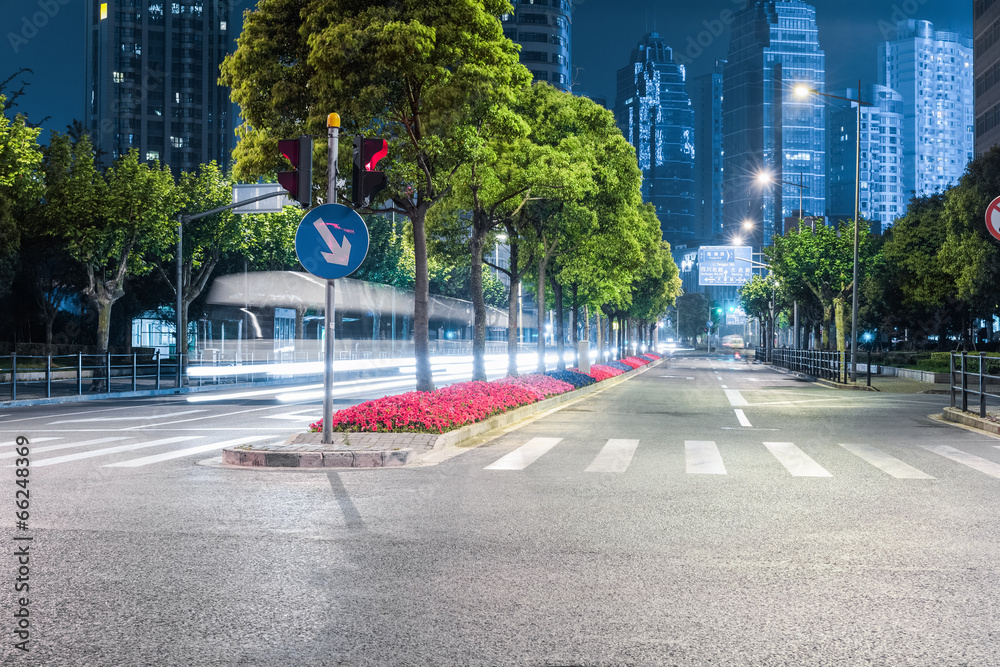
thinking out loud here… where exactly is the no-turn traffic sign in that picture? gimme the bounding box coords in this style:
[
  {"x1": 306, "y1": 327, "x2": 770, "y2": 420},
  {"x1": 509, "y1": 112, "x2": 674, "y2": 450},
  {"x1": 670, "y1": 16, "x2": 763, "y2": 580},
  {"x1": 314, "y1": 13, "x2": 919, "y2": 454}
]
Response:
[{"x1": 987, "y1": 196, "x2": 1000, "y2": 242}]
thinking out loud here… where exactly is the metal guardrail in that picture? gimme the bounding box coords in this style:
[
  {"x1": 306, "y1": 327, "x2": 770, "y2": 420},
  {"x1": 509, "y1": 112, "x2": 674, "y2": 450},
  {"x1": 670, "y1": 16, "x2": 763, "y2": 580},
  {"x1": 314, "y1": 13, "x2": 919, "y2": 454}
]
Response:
[
  {"x1": 0, "y1": 352, "x2": 165, "y2": 401},
  {"x1": 950, "y1": 352, "x2": 1000, "y2": 418},
  {"x1": 763, "y1": 348, "x2": 854, "y2": 384}
]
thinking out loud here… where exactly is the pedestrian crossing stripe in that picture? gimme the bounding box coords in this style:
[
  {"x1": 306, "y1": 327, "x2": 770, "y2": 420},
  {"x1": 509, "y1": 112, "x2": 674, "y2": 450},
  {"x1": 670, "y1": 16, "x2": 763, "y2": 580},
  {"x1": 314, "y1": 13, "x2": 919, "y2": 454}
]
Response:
[
  {"x1": 481, "y1": 439, "x2": 1000, "y2": 480},
  {"x1": 28, "y1": 436, "x2": 202, "y2": 467},
  {"x1": 0, "y1": 437, "x2": 62, "y2": 448},
  {"x1": 0, "y1": 437, "x2": 130, "y2": 460},
  {"x1": 103, "y1": 435, "x2": 273, "y2": 468}
]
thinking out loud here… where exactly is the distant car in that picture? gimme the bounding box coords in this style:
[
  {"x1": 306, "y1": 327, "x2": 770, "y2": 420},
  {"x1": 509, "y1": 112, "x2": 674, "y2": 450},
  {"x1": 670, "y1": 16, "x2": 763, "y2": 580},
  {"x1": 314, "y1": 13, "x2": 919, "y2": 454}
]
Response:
[{"x1": 722, "y1": 335, "x2": 745, "y2": 349}]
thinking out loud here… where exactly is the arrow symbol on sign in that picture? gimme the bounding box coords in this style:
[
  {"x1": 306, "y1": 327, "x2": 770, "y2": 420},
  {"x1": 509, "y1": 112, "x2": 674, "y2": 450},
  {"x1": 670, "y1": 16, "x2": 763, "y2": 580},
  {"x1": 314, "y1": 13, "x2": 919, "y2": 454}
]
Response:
[{"x1": 314, "y1": 219, "x2": 351, "y2": 265}]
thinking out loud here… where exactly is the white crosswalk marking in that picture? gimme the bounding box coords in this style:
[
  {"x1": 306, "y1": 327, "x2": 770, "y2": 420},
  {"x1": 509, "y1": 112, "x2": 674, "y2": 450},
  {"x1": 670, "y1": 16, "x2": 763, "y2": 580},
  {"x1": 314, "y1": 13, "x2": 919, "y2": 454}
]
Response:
[
  {"x1": 734, "y1": 409, "x2": 753, "y2": 427},
  {"x1": 0, "y1": 437, "x2": 129, "y2": 459},
  {"x1": 104, "y1": 435, "x2": 273, "y2": 468},
  {"x1": 585, "y1": 439, "x2": 639, "y2": 473},
  {"x1": 725, "y1": 389, "x2": 749, "y2": 406},
  {"x1": 838, "y1": 443, "x2": 934, "y2": 479},
  {"x1": 922, "y1": 445, "x2": 1000, "y2": 479},
  {"x1": 686, "y1": 441, "x2": 727, "y2": 475},
  {"x1": 28, "y1": 436, "x2": 201, "y2": 467},
  {"x1": 485, "y1": 437, "x2": 562, "y2": 470},
  {"x1": 763, "y1": 442, "x2": 832, "y2": 477},
  {"x1": 0, "y1": 437, "x2": 62, "y2": 449},
  {"x1": 47, "y1": 409, "x2": 206, "y2": 424}
]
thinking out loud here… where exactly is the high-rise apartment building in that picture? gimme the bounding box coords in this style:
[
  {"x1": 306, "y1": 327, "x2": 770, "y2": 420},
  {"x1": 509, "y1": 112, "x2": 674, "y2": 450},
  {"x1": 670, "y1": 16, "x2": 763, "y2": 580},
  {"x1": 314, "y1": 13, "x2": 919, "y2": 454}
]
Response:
[
  {"x1": 501, "y1": 0, "x2": 572, "y2": 91},
  {"x1": 723, "y1": 0, "x2": 826, "y2": 247},
  {"x1": 613, "y1": 33, "x2": 696, "y2": 245},
  {"x1": 879, "y1": 20, "x2": 973, "y2": 197},
  {"x1": 974, "y1": 0, "x2": 1000, "y2": 154},
  {"x1": 828, "y1": 84, "x2": 906, "y2": 233},
  {"x1": 85, "y1": 0, "x2": 233, "y2": 173},
  {"x1": 691, "y1": 60, "x2": 726, "y2": 243}
]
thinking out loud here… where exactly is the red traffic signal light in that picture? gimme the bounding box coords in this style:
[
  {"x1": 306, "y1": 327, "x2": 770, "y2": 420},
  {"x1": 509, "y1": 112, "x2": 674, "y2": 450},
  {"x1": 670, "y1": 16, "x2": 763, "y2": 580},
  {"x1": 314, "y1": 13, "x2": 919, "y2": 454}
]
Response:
[
  {"x1": 277, "y1": 135, "x2": 313, "y2": 207},
  {"x1": 352, "y1": 136, "x2": 388, "y2": 206}
]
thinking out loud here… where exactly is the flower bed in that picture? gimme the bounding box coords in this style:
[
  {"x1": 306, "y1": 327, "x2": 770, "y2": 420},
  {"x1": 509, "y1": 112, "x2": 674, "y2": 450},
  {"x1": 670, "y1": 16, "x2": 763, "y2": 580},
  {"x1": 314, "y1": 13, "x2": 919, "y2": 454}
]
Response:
[
  {"x1": 309, "y1": 355, "x2": 659, "y2": 435},
  {"x1": 545, "y1": 369, "x2": 597, "y2": 388},
  {"x1": 582, "y1": 364, "x2": 626, "y2": 381}
]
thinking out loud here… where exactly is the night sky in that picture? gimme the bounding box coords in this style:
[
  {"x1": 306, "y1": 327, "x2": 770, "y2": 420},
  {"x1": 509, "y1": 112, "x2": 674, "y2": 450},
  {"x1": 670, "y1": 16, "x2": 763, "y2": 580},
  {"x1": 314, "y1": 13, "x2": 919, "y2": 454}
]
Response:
[{"x1": 5, "y1": 0, "x2": 973, "y2": 139}]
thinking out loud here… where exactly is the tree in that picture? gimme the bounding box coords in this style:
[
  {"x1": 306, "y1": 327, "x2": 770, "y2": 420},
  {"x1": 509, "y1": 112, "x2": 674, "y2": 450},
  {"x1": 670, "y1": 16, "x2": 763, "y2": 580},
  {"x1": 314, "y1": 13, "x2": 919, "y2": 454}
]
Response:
[
  {"x1": 0, "y1": 95, "x2": 42, "y2": 301},
  {"x1": 766, "y1": 221, "x2": 876, "y2": 351},
  {"x1": 627, "y1": 241, "x2": 682, "y2": 344},
  {"x1": 42, "y1": 137, "x2": 176, "y2": 358},
  {"x1": 220, "y1": 0, "x2": 528, "y2": 391},
  {"x1": 676, "y1": 292, "x2": 710, "y2": 345}
]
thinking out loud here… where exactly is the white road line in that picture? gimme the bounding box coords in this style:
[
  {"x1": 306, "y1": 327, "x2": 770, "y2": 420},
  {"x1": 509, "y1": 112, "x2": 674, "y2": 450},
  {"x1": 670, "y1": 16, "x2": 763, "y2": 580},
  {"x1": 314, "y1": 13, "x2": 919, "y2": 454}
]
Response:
[
  {"x1": 725, "y1": 389, "x2": 749, "y2": 407},
  {"x1": 585, "y1": 439, "x2": 639, "y2": 473},
  {"x1": 838, "y1": 443, "x2": 934, "y2": 479},
  {"x1": 485, "y1": 437, "x2": 562, "y2": 470},
  {"x1": 0, "y1": 437, "x2": 130, "y2": 459},
  {"x1": 721, "y1": 385, "x2": 728, "y2": 389},
  {"x1": 763, "y1": 442, "x2": 832, "y2": 477},
  {"x1": 734, "y1": 409, "x2": 753, "y2": 427},
  {"x1": 685, "y1": 441, "x2": 727, "y2": 475},
  {"x1": 104, "y1": 436, "x2": 272, "y2": 468},
  {"x1": 262, "y1": 412, "x2": 322, "y2": 421},
  {"x1": 47, "y1": 410, "x2": 206, "y2": 424},
  {"x1": 28, "y1": 436, "x2": 201, "y2": 467},
  {"x1": 0, "y1": 437, "x2": 62, "y2": 448},
  {"x1": 659, "y1": 375, "x2": 694, "y2": 379},
  {"x1": 923, "y1": 445, "x2": 1000, "y2": 479}
]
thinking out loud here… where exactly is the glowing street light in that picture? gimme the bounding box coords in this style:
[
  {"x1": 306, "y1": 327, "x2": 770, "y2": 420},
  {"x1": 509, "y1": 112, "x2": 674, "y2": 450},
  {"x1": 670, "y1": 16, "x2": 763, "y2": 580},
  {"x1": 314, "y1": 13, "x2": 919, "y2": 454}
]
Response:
[{"x1": 794, "y1": 80, "x2": 873, "y2": 382}]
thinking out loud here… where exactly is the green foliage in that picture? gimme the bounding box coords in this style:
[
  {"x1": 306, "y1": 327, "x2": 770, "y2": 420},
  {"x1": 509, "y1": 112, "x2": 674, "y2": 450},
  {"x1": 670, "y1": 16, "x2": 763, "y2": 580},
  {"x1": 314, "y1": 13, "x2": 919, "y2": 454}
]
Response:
[
  {"x1": 0, "y1": 96, "x2": 43, "y2": 298},
  {"x1": 676, "y1": 291, "x2": 709, "y2": 342}
]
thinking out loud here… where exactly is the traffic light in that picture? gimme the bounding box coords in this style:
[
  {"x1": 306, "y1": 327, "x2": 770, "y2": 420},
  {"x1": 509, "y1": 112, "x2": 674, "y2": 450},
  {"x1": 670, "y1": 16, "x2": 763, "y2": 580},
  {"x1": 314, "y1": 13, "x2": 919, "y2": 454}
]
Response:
[
  {"x1": 352, "y1": 136, "x2": 388, "y2": 206},
  {"x1": 277, "y1": 135, "x2": 313, "y2": 207}
]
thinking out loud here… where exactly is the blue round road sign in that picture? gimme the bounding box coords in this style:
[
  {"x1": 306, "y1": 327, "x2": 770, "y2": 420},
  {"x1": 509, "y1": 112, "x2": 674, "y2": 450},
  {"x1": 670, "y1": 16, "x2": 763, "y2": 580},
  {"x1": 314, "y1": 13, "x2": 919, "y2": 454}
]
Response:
[{"x1": 294, "y1": 204, "x2": 370, "y2": 280}]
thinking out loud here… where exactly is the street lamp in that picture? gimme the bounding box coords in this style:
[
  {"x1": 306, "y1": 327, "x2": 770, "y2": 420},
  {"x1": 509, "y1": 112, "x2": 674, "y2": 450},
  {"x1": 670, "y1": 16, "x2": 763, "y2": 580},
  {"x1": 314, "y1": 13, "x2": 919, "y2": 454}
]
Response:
[{"x1": 795, "y1": 82, "x2": 872, "y2": 382}]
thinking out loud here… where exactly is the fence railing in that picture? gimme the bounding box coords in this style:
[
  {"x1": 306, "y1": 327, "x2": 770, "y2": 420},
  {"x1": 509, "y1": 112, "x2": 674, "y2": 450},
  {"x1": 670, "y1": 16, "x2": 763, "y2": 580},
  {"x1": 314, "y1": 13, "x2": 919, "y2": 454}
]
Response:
[
  {"x1": 950, "y1": 352, "x2": 1000, "y2": 418},
  {"x1": 763, "y1": 348, "x2": 854, "y2": 384},
  {"x1": 0, "y1": 352, "x2": 166, "y2": 401}
]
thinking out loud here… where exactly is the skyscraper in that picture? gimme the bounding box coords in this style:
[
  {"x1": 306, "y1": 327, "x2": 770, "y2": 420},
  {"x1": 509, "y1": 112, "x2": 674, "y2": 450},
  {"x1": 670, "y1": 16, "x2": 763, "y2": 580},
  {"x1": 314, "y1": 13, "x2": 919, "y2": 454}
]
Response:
[
  {"x1": 613, "y1": 33, "x2": 696, "y2": 245},
  {"x1": 691, "y1": 60, "x2": 726, "y2": 243},
  {"x1": 723, "y1": 0, "x2": 826, "y2": 246},
  {"x1": 828, "y1": 84, "x2": 906, "y2": 233},
  {"x1": 879, "y1": 20, "x2": 973, "y2": 198},
  {"x1": 84, "y1": 0, "x2": 233, "y2": 173},
  {"x1": 501, "y1": 0, "x2": 572, "y2": 91},
  {"x1": 974, "y1": 0, "x2": 1000, "y2": 154}
]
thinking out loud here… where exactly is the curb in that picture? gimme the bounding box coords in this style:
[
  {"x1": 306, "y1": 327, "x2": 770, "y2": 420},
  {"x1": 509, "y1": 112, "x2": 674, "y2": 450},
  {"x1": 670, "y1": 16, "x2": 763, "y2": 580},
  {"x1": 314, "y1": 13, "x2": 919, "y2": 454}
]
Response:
[
  {"x1": 941, "y1": 406, "x2": 1000, "y2": 436},
  {"x1": 220, "y1": 356, "x2": 666, "y2": 470}
]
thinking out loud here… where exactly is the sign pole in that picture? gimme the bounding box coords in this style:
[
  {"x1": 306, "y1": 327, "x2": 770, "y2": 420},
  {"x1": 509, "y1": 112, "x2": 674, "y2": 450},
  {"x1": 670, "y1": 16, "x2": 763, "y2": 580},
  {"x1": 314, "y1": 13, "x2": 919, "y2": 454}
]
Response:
[{"x1": 323, "y1": 113, "x2": 340, "y2": 445}]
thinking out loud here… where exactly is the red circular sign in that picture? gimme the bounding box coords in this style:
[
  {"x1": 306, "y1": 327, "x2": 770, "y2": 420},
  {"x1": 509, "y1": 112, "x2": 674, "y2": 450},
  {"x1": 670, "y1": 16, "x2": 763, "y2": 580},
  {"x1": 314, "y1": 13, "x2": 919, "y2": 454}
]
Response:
[{"x1": 987, "y1": 196, "x2": 1000, "y2": 242}]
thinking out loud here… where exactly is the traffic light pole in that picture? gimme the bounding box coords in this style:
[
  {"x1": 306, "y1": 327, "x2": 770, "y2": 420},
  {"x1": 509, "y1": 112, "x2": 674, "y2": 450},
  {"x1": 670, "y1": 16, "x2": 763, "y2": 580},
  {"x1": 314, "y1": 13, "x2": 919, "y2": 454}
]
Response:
[{"x1": 323, "y1": 113, "x2": 340, "y2": 444}]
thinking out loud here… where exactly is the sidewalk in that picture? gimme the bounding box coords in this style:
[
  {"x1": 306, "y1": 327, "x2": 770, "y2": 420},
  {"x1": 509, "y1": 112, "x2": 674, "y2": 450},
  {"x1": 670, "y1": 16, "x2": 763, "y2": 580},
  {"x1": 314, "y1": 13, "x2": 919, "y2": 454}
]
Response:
[{"x1": 814, "y1": 374, "x2": 948, "y2": 394}]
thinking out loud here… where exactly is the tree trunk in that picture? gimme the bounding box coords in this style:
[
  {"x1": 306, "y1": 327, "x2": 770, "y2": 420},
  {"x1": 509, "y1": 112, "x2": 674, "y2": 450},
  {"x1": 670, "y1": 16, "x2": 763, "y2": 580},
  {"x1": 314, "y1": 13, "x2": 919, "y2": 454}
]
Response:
[
  {"x1": 469, "y1": 226, "x2": 487, "y2": 382},
  {"x1": 570, "y1": 284, "x2": 579, "y2": 348},
  {"x1": 821, "y1": 304, "x2": 833, "y2": 351},
  {"x1": 412, "y1": 208, "x2": 433, "y2": 391},
  {"x1": 583, "y1": 304, "x2": 590, "y2": 344},
  {"x1": 834, "y1": 296, "x2": 847, "y2": 353},
  {"x1": 595, "y1": 311, "x2": 602, "y2": 360},
  {"x1": 553, "y1": 280, "x2": 565, "y2": 371},
  {"x1": 536, "y1": 254, "x2": 548, "y2": 374},
  {"x1": 506, "y1": 231, "x2": 520, "y2": 378}
]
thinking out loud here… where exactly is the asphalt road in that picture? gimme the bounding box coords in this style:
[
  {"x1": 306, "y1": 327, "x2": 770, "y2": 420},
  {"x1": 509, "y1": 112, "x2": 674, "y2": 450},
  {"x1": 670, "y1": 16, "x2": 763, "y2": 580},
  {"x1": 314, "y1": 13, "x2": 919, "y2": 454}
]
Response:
[{"x1": 1, "y1": 354, "x2": 999, "y2": 666}]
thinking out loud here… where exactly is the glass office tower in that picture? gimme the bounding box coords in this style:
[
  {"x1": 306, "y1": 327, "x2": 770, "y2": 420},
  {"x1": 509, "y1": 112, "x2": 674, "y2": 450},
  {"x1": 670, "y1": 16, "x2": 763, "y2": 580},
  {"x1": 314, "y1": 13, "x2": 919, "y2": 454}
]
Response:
[
  {"x1": 614, "y1": 33, "x2": 696, "y2": 245},
  {"x1": 880, "y1": 20, "x2": 973, "y2": 197},
  {"x1": 692, "y1": 60, "x2": 726, "y2": 243},
  {"x1": 723, "y1": 0, "x2": 826, "y2": 246},
  {"x1": 501, "y1": 0, "x2": 572, "y2": 91},
  {"x1": 84, "y1": 0, "x2": 233, "y2": 174}
]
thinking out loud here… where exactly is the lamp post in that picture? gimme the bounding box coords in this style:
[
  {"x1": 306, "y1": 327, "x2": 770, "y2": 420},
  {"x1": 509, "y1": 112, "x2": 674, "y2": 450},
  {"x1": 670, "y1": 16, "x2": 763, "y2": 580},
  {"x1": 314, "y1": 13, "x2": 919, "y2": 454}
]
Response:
[{"x1": 795, "y1": 82, "x2": 872, "y2": 382}]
